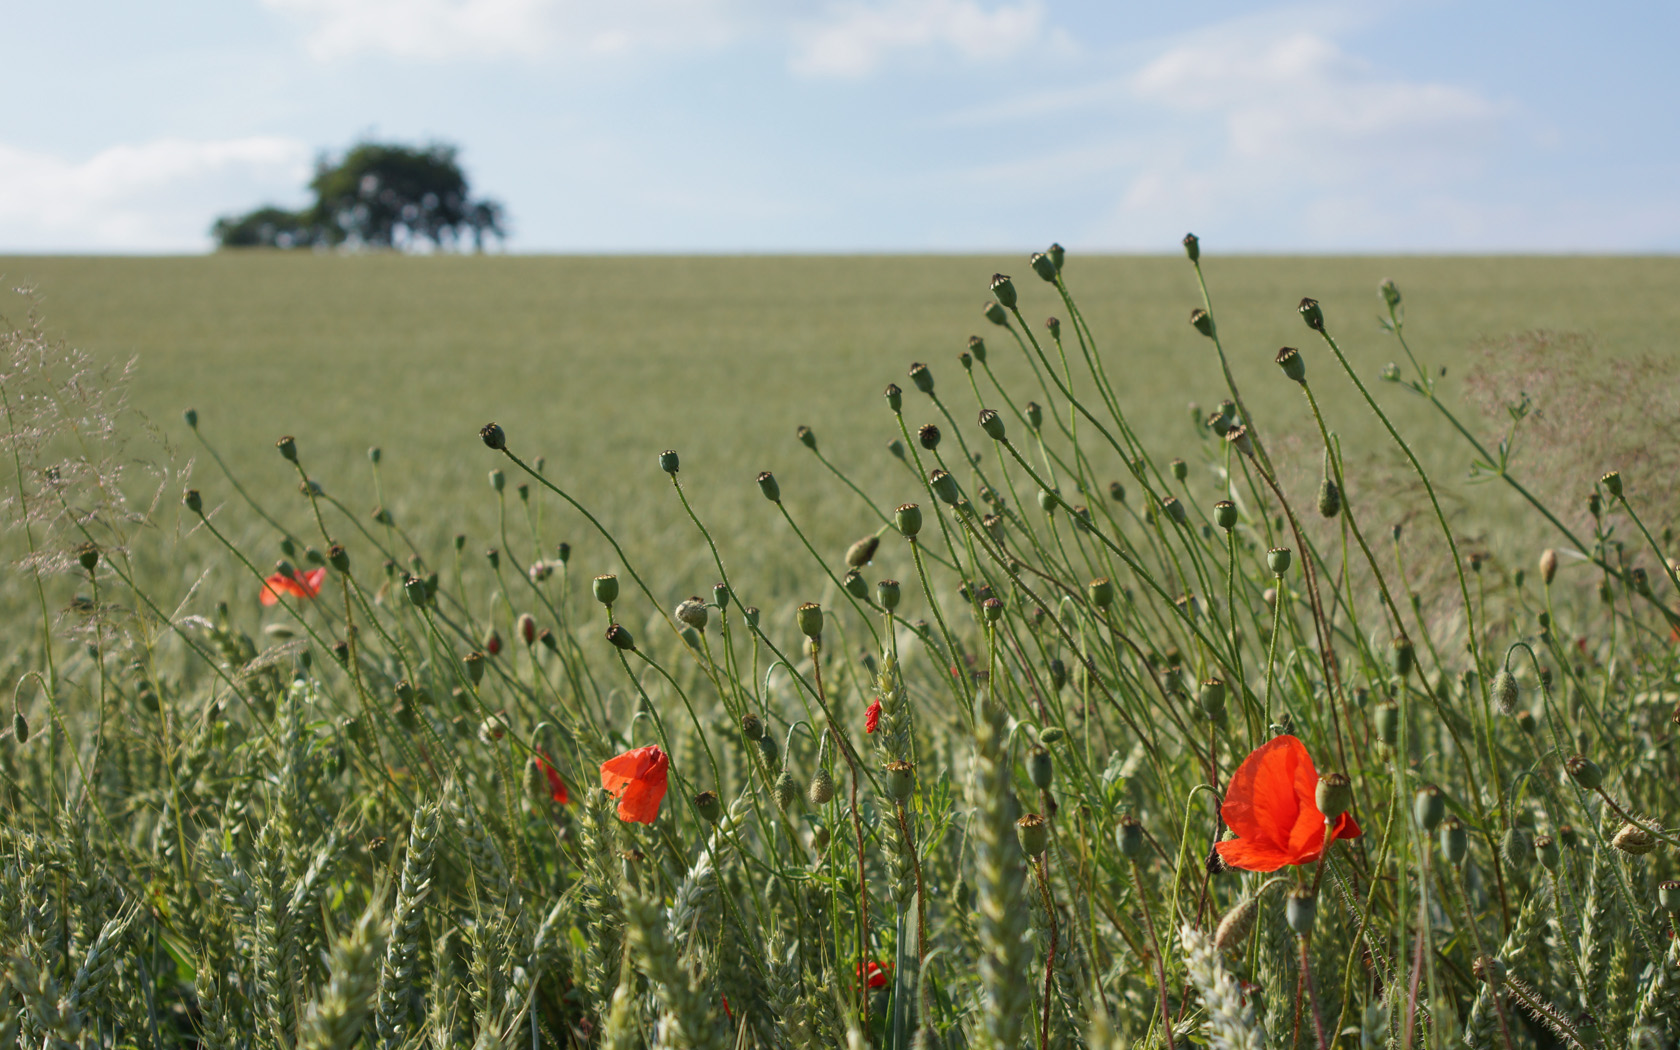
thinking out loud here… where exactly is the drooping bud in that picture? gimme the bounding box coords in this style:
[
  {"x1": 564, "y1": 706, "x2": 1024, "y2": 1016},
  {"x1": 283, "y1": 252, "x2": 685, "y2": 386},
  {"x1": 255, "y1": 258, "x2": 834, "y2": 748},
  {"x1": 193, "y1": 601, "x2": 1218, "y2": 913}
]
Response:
[
  {"x1": 884, "y1": 760, "x2": 914, "y2": 801},
  {"x1": 877, "y1": 578, "x2": 902, "y2": 611},
  {"x1": 1612, "y1": 822, "x2": 1657, "y2": 855},
  {"x1": 1318, "y1": 470, "x2": 1341, "y2": 519},
  {"x1": 1182, "y1": 232, "x2": 1200, "y2": 262},
  {"x1": 675, "y1": 597, "x2": 708, "y2": 631},
  {"x1": 989, "y1": 274, "x2": 1017, "y2": 310},
  {"x1": 606, "y1": 624, "x2": 635, "y2": 651},
  {"x1": 1215, "y1": 898, "x2": 1258, "y2": 956},
  {"x1": 1298, "y1": 297, "x2": 1325, "y2": 332},
  {"x1": 808, "y1": 767, "x2": 836, "y2": 806},
  {"x1": 1565, "y1": 754, "x2": 1603, "y2": 790},
  {"x1": 1501, "y1": 826, "x2": 1531, "y2": 870},
  {"x1": 1016, "y1": 813, "x2": 1049, "y2": 856},
  {"x1": 846, "y1": 535, "x2": 880, "y2": 568},
  {"x1": 773, "y1": 770, "x2": 799, "y2": 811},
  {"x1": 1267, "y1": 547, "x2": 1292, "y2": 576},
  {"x1": 979, "y1": 408, "x2": 1006, "y2": 440},
  {"x1": 1276, "y1": 345, "x2": 1306, "y2": 383},
  {"x1": 1316, "y1": 772, "x2": 1352, "y2": 823},
  {"x1": 1414, "y1": 785, "x2": 1446, "y2": 830},
  {"x1": 1285, "y1": 889, "x2": 1317, "y2": 935},
  {"x1": 592, "y1": 574, "x2": 619, "y2": 607},
  {"x1": 1189, "y1": 308, "x2": 1215, "y2": 338},
  {"x1": 895, "y1": 503, "x2": 923, "y2": 538},
  {"x1": 1048, "y1": 658, "x2": 1067, "y2": 691},
  {"x1": 1492, "y1": 669, "x2": 1519, "y2": 715},
  {"x1": 12, "y1": 711, "x2": 27, "y2": 745},
  {"x1": 796, "y1": 602, "x2": 823, "y2": 639},
  {"x1": 1029, "y1": 748, "x2": 1053, "y2": 790}
]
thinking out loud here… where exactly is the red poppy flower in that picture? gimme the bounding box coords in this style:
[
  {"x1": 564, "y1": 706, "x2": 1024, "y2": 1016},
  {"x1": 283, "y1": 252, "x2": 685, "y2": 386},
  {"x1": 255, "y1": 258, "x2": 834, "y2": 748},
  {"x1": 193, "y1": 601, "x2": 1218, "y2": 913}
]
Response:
[
  {"x1": 600, "y1": 745, "x2": 669, "y2": 824},
  {"x1": 721, "y1": 994, "x2": 732, "y2": 1020},
  {"x1": 535, "y1": 750, "x2": 569, "y2": 804},
  {"x1": 857, "y1": 960, "x2": 889, "y2": 989},
  {"x1": 260, "y1": 567, "x2": 327, "y2": 606},
  {"x1": 865, "y1": 698, "x2": 882, "y2": 734},
  {"x1": 1214, "y1": 735, "x2": 1361, "y2": 873}
]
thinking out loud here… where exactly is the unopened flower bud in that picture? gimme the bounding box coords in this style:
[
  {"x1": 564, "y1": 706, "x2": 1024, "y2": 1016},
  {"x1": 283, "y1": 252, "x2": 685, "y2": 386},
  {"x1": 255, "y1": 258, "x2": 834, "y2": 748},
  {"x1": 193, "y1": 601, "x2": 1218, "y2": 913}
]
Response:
[
  {"x1": 12, "y1": 711, "x2": 27, "y2": 745},
  {"x1": 1391, "y1": 637, "x2": 1415, "y2": 678},
  {"x1": 1538, "y1": 548, "x2": 1558, "y2": 585},
  {"x1": 1116, "y1": 815, "x2": 1146, "y2": 859},
  {"x1": 676, "y1": 597, "x2": 708, "y2": 631},
  {"x1": 1565, "y1": 754, "x2": 1602, "y2": 790},
  {"x1": 483, "y1": 628, "x2": 502, "y2": 656},
  {"x1": 1215, "y1": 897, "x2": 1258, "y2": 956},
  {"x1": 1182, "y1": 232, "x2": 1200, "y2": 262},
  {"x1": 773, "y1": 770, "x2": 799, "y2": 810},
  {"x1": 1501, "y1": 825, "x2": 1531, "y2": 870},
  {"x1": 1298, "y1": 297, "x2": 1324, "y2": 332},
  {"x1": 1285, "y1": 889, "x2": 1317, "y2": 935},
  {"x1": 1316, "y1": 772, "x2": 1352, "y2": 822},
  {"x1": 978, "y1": 408, "x2": 1006, "y2": 440},
  {"x1": 1045, "y1": 316, "x2": 1060, "y2": 340},
  {"x1": 1189, "y1": 308, "x2": 1214, "y2": 338},
  {"x1": 1276, "y1": 345, "x2": 1306, "y2": 383},
  {"x1": 884, "y1": 759, "x2": 914, "y2": 800},
  {"x1": 517, "y1": 613, "x2": 537, "y2": 646},
  {"x1": 800, "y1": 766, "x2": 835, "y2": 807},
  {"x1": 1492, "y1": 669, "x2": 1519, "y2": 715},
  {"x1": 1613, "y1": 822, "x2": 1657, "y2": 855},
  {"x1": 1047, "y1": 658, "x2": 1067, "y2": 691},
  {"x1": 896, "y1": 503, "x2": 923, "y2": 538},
  {"x1": 1318, "y1": 474, "x2": 1341, "y2": 519},
  {"x1": 1016, "y1": 813, "x2": 1049, "y2": 856},
  {"x1": 1414, "y1": 785, "x2": 1446, "y2": 830},
  {"x1": 1029, "y1": 748, "x2": 1053, "y2": 790},
  {"x1": 796, "y1": 601, "x2": 823, "y2": 639},
  {"x1": 989, "y1": 274, "x2": 1017, "y2": 309},
  {"x1": 593, "y1": 574, "x2": 619, "y2": 606},
  {"x1": 845, "y1": 535, "x2": 880, "y2": 568}
]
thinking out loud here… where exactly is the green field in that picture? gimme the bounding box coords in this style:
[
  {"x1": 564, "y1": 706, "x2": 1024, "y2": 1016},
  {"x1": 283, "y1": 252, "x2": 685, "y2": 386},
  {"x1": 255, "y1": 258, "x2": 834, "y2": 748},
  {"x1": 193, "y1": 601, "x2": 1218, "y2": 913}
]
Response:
[{"x1": 3, "y1": 252, "x2": 1676, "y2": 615}]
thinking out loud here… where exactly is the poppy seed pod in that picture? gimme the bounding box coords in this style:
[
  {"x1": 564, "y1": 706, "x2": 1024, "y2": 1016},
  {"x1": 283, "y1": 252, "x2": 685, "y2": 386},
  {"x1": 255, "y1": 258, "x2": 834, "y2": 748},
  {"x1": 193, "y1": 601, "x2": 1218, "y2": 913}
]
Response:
[
  {"x1": 1565, "y1": 754, "x2": 1603, "y2": 790},
  {"x1": 743, "y1": 606, "x2": 760, "y2": 629},
  {"x1": 843, "y1": 570, "x2": 868, "y2": 600},
  {"x1": 606, "y1": 624, "x2": 635, "y2": 651},
  {"x1": 909, "y1": 361, "x2": 934, "y2": 394},
  {"x1": 756, "y1": 470, "x2": 781, "y2": 503},
  {"x1": 1374, "y1": 702, "x2": 1400, "y2": 747},
  {"x1": 1167, "y1": 458, "x2": 1187, "y2": 483},
  {"x1": 1601, "y1": 470, "x2": 1623, "y2": 499},
  {"x1": 1285, "y1": 889, "x2": 1317, "y2": 935},
  {"x1": 989, "y1": 274, "x2": 1017, "y2": 310},
  {"x1": 741, "y1": 712, "x2": 765, "y2": 741},
  {"x1": 1492, "y1": 669, "x2": 1519, "y2": 715},
  {"x1": 592, "y1": 574, "x2": 619, "y2": 606},
  {"x1": 1215, "y1": 898, "x2": 1258, "y2": 956},
  {"x1": 694, "y1": 790, "x2": 723, "y2": 823},
  {"x1": 327, "y1": 544, "x2": 349, "y2": 573},
  {"x1": 846, "y1": 535, "x2": 880, "y2": 568},
  {"x1": 713, "y1": 582, "x2": 729, "y2": 609},
  {"x1": 1030, "y1": 252, "x2": 1058, "y2": 283},
  {"x1": 1116, "y1": 815, "x2": 1146, "y2": 859},
  {"x1": 1162, "y1": 496, "x2": 1188, "y2": 526},
  {"x1": 1316, "y1": 772, "x2": 1352, "y2": 823},
  {"x1": 930, "y1": 469, "x2": 960, "y2": 505},
  {"x1": 1414, "y1": 786, "x2": 1446, "y2": 830},
  {"x1": 1437, "y1": 817, "x2": 1468, "y2": 864},
  {"x1": 183, "y1": 488, "x2": 203, "y2": 515},
  {"x1": 275, "y1": 435, "x2": 298, "y2": 463},
  {"x1": 979, "y1": 408, "x2": 1006, "y2": 440},
  {"x1": 982, "y1": 596, "x2": 1004, "y2": 624},
  {"x1": 1534, "y1": 833, "x2": 1559, "y2": 872},
  {"x1": 808, "y1": 767, "x2": 836, "y2": 806},
  {"x1": 1267, "y1": 547, "x2": 1292, "y2": 576},
  {"x1": 403, "y1": 575, "x2": 429, "y2": 607},
  {"x1": 877, "y1": 578, "x2": 902, "y2": 611},
  {"x1": 1016, "y1": 813, "x2": 1050, "y2": 856},
  {"x1": 967, "y1": 334, "x2": 989, "y2": 363},
  {"x1": 959, "y1": 350, "x2": 973, "y2": 371},
  {"x1": 1024, "y1": 401, "x2": 1044, "y2": 431},
  {"x1": 1391, "y1": 637, "x2": 1415, "y2": 678},
  {"x1": 1613, "y1": 822, "x2": 1657, "y2": 855},
  {"x1": 463, "y1": 651, "x2": 487, "y2": 686},
  {"x1": 1189, "y1": 308, "x2": 1215, "y2": 338},
  {"x1": 796, "y1": 602, "x2": 824, "y2": 639},
  {"x1": 183, "y1": 407, "x2": 199, "y2": 429},
  {"x1": 1225, "y1": 424, "x2": 1254, "y2": 458},
  {"x1": 883, "y1": 382, "x2": 904, "y2": 414},
  {"x1": 1558, "y1": 824, "x2": 1579, "y2": 850},
  {"x1": 1182, "y1": 232, "x2": 1200, "y2": 262},
  {"x1": 479, "y1": 422, "x2": 506, "y2": 450},
  {"x1": 918, "y1": 423, "x2": 941, "y2": 450},
  {"x1": 895, "y1": 503, "x2": 923, "y2": 538},
  {"x1": 773, "y1": 771, "x2": 799, "y2": 811},
  {"x1": 1298, "y1": 297, "x2": 1325, "y2": 332},
  {"x1": 1048, "y1": 658, "x2": 1067, "y2": 691},
  {"x1": 984, "y1": 300, "x2": 1008, "y2": 326},
  {"x1": 656, "y1": 449, "x2": 680, "y2": 475},
  {"x1": 1631, "y1": 567, "x2": 1652, "y2": 596},
  {"x1": 1047, "y1": 242, "x2": 1065, "y2": 270},
  {"x1": 1038, "y1": 488, "x2": 1058, "y2": 514},
  {"x1": 797, "y1": 425, "x2": 817, "y2": 450},
  {"x1": 488, "y1": 468, "x2": 505, "y2": 493},
  {"x1": 1659, "y1": 880, "x2": 1680, "y2": 913},
  {"x1": 1029, "y1": 748, "x2": 1053, "y2": 790},
  {"x1": 1087, "y1": 577, "x2": 1115, "y2": 609},
  {"x1": 1213, "y1": 500, "x2": 1238, "y2": 530},
  {"x1": 676, "y1": 597, "x2": 708, "y2": 631},
  {"x1": 1276, "y1": 346, "x2": 1306, "y2": 383},
  {"x1": 884, "y1": 760, "x2": 914, "y2": 801}
]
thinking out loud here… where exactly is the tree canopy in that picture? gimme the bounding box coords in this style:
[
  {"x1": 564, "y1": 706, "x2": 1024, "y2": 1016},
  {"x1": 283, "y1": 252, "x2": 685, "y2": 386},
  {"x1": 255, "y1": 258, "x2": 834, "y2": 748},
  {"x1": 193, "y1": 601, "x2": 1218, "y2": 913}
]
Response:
[{"x1": 212, "y1": 140, "x2": 506, "y2": 251}]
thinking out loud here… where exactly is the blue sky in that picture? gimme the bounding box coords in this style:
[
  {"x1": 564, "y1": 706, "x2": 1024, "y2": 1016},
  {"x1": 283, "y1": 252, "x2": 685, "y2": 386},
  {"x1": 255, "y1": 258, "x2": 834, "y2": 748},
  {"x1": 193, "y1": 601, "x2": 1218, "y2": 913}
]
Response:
[{"x1": 2, "y1": 1, "x2": 1675, "y2": 253}]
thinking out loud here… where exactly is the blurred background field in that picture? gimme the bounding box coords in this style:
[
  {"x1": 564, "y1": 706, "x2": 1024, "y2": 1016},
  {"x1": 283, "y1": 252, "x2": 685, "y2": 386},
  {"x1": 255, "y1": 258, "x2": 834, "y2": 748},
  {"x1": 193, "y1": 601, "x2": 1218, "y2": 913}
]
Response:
[{"x1": 2, "y1": 251, "x2": 1677, "y2": 631}]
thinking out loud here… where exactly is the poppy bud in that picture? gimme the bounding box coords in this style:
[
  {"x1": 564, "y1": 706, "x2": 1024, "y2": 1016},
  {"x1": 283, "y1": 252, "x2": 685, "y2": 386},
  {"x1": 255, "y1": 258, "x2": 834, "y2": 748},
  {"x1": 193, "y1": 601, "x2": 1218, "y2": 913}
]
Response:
[
  {"x1": 1189, "y1": 308, "x2": 1214, "y2": 338},
  {"x1": 1030, "y1": 252, "x2": 1057, "y2": 283},
  {"x1": 1267, "y1": 547, "x2": 1292, "y2": 576},
  {"x1": 1225, "y1": 424, "x2": 1254, "y2": 458},
  {"x1": 1016, "y1": 813, "x2": 1049, "y2": 856},
  {"x1": 1558, "y1": 824, "x2": 1579, "y2": 850},
  {"x1": 1601, "y1": 470, "x2": 1622, "y2": 499},
  {"x1": 1276, "y1": 345, "x2": 1306, "y2": 383},
  {"x1": 1285, "y1": 889, "x2": 1317, "y2": 935},
  {"x1": 695, "y1": 790, "x2": 723, "y2": 823},
  {"x1": 1316, "y1": 772, "x2": 1352, "y2": 823},
  {"x1": 1116, "y1": 815, "x2": 1146, "y2": 859},
  {"x1": 737, "y1": 713, "x2": 765, "y2": 743},
  {"x1": 12, "y1": 711, "x2": 27, "y2": 745},
  {"x1": 1038, "y1": 489, "x2": 1058, "y2": 514},
  {"x1": 331, "y1": 640, "x2": 349, "y2": 666},
  {"x1": 877, "y1": 578, "x2": 902, "y2": 611},
  {"x1": 483, "y1": 627, "x2": 502, "y2": 656},
  {"x1": 884, "y1": 760, "x2": 914, "y2": 800},
  {"x1": 592, "y1": 574, "x2": 619, "y2": 607},
  {"x1": 1565, "y1": 754, "x2": 1603, "y2": 790},
  {"x1": 1631, "y1": 567, "x2": 1652, "y2": 597},
  {"x1": 1199, "y1": 679, "x2": 1227, "y2": 719},
  {"x1": 1391, "y1": 637, "x2": 1415, "y2": 678},
  {"x1": 1498, "y1": 825, "x2": 1532, "y2": 871},
  {"x1": 773, "y1": 770, "x2": 799, "y2": 811},
  {"x1": 895, "y1": 503, "x2": 923, "y2": 538},
  {"x1": 479, "y1": 422, "x2": 506, "y2": 450},
  {"x1": 1087, "y1": 577, "x2": 1114, "y2": 609},
  {"x1": 1613, "y1": 823, "x2": 1657, "y2": 855},
  {"x1": 1162, "y1": 496, "x2": 1188, "y2": 526},
  {"x1": 797, "y1": 425, "x2": 817, "y2": 450},
  {"x1": 1298, "y1": 298, "x2": 1325, "y2": 332},
  {"x1": 1048, "y1": 658, "x2": 1067, "y2": 691},
  {"x1": 930, "y1": 469, "x2": 960, "y2": 505},
  {"x1": 1215, "y1": 897, "x2": 1258, "y2": 955},
  {"x1": 1380, "y1": 279, "x2": 1401, "y2": 309},
  {"x1": 463, "y1": 651, "x2": 485, "y2": 685},
  {"x1": 796, "y1": 602, "x2": 823, "y2": 639},
  {"x1": 1374, "y1": 702, "x2": 1400, "y2": 746},
  {"x1": 517, "y1": 613, "x2": 537, "y2": 646},
  {"x1": 1318, "y1": 473, "x2": 1341, "y2": 519},
  {"x1": 846, "y1": 535, "x2": 880, "y2": 568},
  {"x1": 990, "y1": 274, "x2": 1017, "y2": 309},
  {"x1": 404, "y1": 575, "x2": 429, "y2": 607},
  {"x1": 1659, "y1": 880, "x2": 1680, "y2": 913},
  {"x1": 1045, "y1": 316, "x2": 1061, "y2": 340},
  {"x1": 1263, "y1": 587, "x2": 1278, "y2": 607},
  {"x1": 1492, "y1": 669, "x2": 1519, "y2": 715},
  {"x1": 744, "y1": 606, "x2": 760, "y2": 629},
  {"x1": 1535, "y1": 834, "x2": 1559, "y2": 872},
  {"x1": 808, "y1": 768, "x2": 836, "y2": 806},
  {"x1": 843, "y1": 570, "x2": 868, "y2": 601},
  {"x1": 658, "y1": 450, "x2": 680, "y2": 475},
  {"x1": 1414, "y1": 786, "x2": 1446, "y2": 830},
  {"x1": 183, "y1": 488, "x2": 203, "y2": 515},
  {"x1": 489, "y1": 469, "x2": 505, "y2": 493},
  {"x1": 1029, "y1": 748, "x2": 1053, "y2": 790},
  {"x1": 183, "y1": 407, "x2": 199, "y2": 429},
  {"x1": 606, "y1": 624, "x2": 635, "y2": 651},
  {"x1": 676, "y1": 597, "x2": 708, "y2": 631},
  {"x1": 978, "y1": 408, "x2": 1006, "y2": 441}
]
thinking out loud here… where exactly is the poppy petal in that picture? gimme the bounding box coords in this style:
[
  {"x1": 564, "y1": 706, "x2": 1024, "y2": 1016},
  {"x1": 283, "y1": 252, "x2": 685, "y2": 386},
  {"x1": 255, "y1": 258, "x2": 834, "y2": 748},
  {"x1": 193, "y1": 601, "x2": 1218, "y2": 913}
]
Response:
[
  {"x1": 1333, "y1": 811, "x2": 1362, "y2": 841},
  {"x1": 300, "y1": 567, "x2": 328, "y2": 595},
  {"x1": 1215, "y1": 836, "x2": 1293, "y2": 873},
  {"x1": 1221, "y1": 735, "x2": 1309, "y2": 850}
]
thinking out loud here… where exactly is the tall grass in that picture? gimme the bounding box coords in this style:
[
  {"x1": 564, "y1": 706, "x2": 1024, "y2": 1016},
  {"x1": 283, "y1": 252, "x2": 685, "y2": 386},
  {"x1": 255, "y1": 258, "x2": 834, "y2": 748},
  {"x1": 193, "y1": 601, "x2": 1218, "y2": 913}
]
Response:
[{"x1": 1, "y1": 241, "x2": 1678, "y2": 1050}]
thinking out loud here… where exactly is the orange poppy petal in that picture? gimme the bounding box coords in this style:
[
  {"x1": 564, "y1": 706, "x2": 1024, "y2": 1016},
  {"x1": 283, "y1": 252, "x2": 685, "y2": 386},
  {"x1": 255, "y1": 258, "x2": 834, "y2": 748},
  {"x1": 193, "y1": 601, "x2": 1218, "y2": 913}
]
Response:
[
  {"x1": 1222, "y1": 735, "x2": 1310, "y2": 850},
  {"x1": 300, "y1": 567, "x2": 328, "y2": 596},
  {"x1": 1333, "y1": 811, "x2": 1362, "y2": 841},
  {"x1": 1215, "y1": 836, "x2": 1292, "y2": 873},
  {"x1": 615, "y1": 771, "x2": 667, "y2": 823}
]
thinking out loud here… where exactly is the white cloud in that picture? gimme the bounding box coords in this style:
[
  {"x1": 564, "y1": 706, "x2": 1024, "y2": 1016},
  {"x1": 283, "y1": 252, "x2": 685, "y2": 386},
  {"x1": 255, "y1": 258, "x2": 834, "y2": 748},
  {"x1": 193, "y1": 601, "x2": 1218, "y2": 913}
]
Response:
[
  {"x1": 790, "y1": 0, "x2": 1048, "y2": 78},
  {"x1": 0, "y1": 137, "x2": 312, "y2": 252}
]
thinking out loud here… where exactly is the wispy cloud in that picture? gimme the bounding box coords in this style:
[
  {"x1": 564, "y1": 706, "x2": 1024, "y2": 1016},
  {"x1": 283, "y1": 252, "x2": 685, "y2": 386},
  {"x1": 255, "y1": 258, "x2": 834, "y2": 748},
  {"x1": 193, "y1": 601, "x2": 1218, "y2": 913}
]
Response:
[
  {"x1": 789, "y1": 0, "x2": 1050, "y2": 78},
  {"x1": 0, "y1": 137, "x2": 311, "y2": 252}
]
